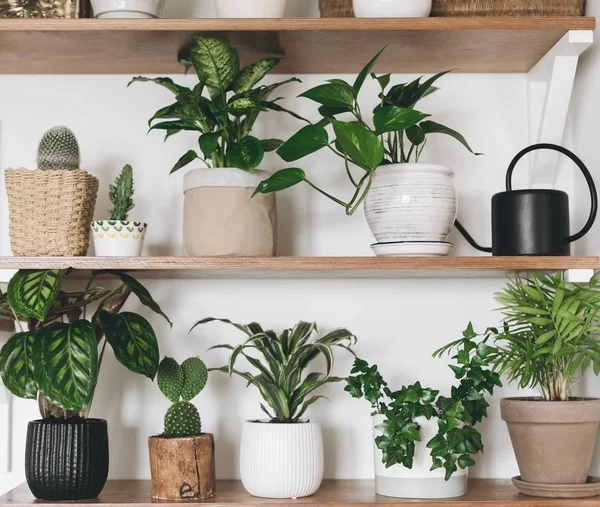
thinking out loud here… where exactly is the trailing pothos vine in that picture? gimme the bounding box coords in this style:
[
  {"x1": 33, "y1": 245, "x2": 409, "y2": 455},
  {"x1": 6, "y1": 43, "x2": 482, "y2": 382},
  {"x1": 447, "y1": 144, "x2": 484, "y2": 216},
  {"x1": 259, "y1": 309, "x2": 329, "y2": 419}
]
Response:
[{"x1": 345, "y1": 324, "x2": 501, "y2": 480}]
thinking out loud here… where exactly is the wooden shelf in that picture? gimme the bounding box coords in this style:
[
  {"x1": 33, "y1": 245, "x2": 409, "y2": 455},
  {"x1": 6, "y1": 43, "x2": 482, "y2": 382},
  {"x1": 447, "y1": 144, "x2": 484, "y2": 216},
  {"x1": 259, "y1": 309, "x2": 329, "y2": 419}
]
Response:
[
  {"x1": 0, "y1": 256, "x2": 596, "y2": 279},
  {"x1": 2, "y1": 479, "x2": 599, "y2": 506},
  {"x1": 0, "y1": 17, "x2": 594, "y2": 74}
]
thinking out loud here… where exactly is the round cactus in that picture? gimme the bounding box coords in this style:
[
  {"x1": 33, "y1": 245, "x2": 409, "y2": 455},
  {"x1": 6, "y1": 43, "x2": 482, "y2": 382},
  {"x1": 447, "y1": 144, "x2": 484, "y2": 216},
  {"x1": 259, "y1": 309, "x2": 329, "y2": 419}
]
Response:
[
  {"x1": 164, "y1": 401, "x2": 202, "y2": 437},
  {"x1": 181, "y1": 357, "x2": 208, "y2": 401},
  {"x1": 37, "y1": 126, "x2": 80, "y2": 171},
  {"x1": 158, "y1": 357, "x2": 184, "y2": 403}
]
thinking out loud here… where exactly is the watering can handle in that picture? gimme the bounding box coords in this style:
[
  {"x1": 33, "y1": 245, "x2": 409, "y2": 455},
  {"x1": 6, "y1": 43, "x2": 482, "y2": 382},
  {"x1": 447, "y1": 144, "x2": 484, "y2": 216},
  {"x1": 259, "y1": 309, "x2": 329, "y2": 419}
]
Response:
[{"x1": 506, "y1": 143, "x2": 598, "y2": 245}]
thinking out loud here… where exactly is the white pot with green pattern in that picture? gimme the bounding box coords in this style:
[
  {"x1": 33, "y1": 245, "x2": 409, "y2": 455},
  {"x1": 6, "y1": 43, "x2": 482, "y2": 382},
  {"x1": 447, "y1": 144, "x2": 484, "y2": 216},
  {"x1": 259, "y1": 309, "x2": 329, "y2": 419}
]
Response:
[{"x1": 91, "y1": 220, "x2": 147, "y2": 257}]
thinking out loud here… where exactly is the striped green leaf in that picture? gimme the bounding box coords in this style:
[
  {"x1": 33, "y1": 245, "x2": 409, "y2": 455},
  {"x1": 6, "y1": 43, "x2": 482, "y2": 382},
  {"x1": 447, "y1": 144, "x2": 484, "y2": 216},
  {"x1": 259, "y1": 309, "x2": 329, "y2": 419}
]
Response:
[
  {"x1": 33, "y1": 322, "x2": 98, "y2": 411},
  {"x1": 0, "y1": 331, "x2": 37, "y2": 399},
  {"x1": 100, "y1": 311, "x2": 159, "y2": 379},
  {"x1": 8, "y1": 270, "x2": 66, "y2": 321}
]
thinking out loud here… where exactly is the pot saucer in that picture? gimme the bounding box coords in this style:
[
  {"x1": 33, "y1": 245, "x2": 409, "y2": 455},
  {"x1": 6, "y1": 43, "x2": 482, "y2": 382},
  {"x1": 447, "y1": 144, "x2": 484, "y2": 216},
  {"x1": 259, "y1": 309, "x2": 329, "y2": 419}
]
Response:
[
  {"x1": 512, "y1": 476, "x2": 600, "y2": 498},
  {"x1": 371, "y1": 241, "x2": 453, "y2": 257}
]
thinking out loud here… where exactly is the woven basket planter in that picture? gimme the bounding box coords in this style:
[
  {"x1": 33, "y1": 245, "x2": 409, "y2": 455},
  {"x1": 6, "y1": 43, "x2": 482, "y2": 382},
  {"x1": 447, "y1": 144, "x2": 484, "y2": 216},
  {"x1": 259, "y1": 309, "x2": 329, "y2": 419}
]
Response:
[
  {"x1": 319, "y1": 0, "x2": 353, "y2": 17},
  {"x1": 431, "y1": 0, "x2": 584, "y2": 17},
  {"x1": 5, "y1": 169, "x2": 99, "y2": 256}
]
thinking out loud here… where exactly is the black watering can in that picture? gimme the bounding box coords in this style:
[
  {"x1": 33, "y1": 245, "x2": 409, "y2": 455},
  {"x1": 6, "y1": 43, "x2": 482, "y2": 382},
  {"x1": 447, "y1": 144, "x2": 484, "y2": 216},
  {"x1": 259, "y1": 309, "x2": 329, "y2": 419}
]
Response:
[{"x1": 454, "y1": 143, "x2": 598, "y2": 256}]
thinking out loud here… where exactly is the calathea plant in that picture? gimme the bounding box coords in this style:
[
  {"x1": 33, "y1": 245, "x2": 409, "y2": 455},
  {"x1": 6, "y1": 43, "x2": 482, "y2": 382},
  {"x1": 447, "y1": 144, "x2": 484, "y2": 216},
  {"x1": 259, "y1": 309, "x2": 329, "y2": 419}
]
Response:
[
  {"x1": 130, "y1": 36, "x2": 303, "y2": 174},
  {"x1": 108, "y1": 164, "x2": 135, "y2": 221},
  {"x1": 253, "y1": 48, "x2": 478, "y2": 215},
  {"x1": 192, "y1": 318, "x2": 357, "y2": 422},
  {"x1": 346, "y1": 324, "x2": 501, "y2": 480},
  {"x1": 0, "y1": 269, "x2": 170, "y2": 418}
]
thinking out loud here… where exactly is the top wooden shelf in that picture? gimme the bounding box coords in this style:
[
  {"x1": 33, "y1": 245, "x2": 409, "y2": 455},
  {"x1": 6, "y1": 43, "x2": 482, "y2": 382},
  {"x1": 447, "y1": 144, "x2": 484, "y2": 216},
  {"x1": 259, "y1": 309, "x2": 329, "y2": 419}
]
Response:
[
  {"x1": 2, "y1": 479, "x2": 600, "y2": 507},
  {"x1": 0, "y1": 17, "x2": 594, "y2": 74}
]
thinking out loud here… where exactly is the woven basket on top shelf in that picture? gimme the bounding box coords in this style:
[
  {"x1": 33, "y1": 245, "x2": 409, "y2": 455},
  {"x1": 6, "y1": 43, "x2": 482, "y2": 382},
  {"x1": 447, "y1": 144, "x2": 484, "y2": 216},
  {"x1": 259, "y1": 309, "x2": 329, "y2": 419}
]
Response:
[
  {"x1": 431, "y1": 0, "x2": 585, "y2": 17},
  {"x1": 319, "y1": 0, "x2": 353, "y2": 17},
  {"x1": 5, "y1": 168, "x2": 98, "y2": 256}
]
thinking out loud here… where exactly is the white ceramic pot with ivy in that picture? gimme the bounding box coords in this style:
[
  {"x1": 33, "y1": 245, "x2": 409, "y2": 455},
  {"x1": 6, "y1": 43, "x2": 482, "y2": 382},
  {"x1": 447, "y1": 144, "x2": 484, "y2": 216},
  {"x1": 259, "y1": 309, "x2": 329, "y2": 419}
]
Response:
[
  {"x1": 353, "y1": 0, "x2": 432, "y2": 17},
  {"x1": 214, "y1": 0, "x2": 287, "y2": 18},
  {"x1": 91, "y1": 165, "x2": 147, "y2": 257}
]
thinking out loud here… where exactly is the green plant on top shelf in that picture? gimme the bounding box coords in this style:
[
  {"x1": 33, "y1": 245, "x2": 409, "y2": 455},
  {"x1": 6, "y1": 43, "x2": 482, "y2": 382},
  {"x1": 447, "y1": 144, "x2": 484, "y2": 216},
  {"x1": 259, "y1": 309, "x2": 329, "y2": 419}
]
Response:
[
  {"x1": 346, "y1": 323, "x2": 501, "y2": 480},
  {"x1": 157, "y1": 356, "x2": 208, "y2": 437},
  {"x1": 129, "y1": 36, "x2": 303, "y2": 174},
  {"x1": 0, "y1": 269, "x2": 171, "y2": 419},
  {"x1": 108, "y1": 164, "x2": 135, "y2": 221},
  {"x1": 436, "y1": 272, "x2": 600, "y2": 402},
  {"x1": 192, "y1": 318, "x2": 357, "y2": 423},
  {"x1": 253, "y1": 47, "x2": 479, "y2": 215}
]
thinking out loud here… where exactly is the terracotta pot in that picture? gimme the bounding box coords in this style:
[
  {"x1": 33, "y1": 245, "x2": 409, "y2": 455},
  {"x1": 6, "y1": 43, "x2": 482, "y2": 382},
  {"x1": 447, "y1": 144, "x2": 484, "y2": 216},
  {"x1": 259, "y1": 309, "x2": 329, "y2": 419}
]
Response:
[
  {"x1": 501, "y1": 398, "x2": 600, "y2": 484},
  {"x1": 148, "y1": 434, "x2": 216, "y2": 500}
]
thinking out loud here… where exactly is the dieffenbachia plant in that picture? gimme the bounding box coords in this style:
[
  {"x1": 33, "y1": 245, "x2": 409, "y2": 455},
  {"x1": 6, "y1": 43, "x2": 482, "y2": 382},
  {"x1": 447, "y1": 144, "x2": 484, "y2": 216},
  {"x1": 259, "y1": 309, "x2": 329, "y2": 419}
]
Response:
[
  {"x1": 253, "y1": 47, "x2": 479, "y2": 215},
  {"x1": 0, "y1": 269, "x2": 171, "y2": 419},
  {"x1": 192, "y1": 318, "x2": 357, "y2": 423},
  {"x1": 346, "y1": 324, "x2": 501, "y2": 480},
  {"x1": 129, "y1": 36, "x2": 303, "y2": 174}
]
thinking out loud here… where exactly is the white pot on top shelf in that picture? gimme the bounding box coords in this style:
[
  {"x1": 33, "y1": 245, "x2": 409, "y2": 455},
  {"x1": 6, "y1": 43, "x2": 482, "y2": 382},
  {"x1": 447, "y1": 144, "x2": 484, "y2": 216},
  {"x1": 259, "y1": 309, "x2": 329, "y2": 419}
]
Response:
[
  {"x1": 214, "y1": 0, "x2": 288, "y2": 18},
  {"x1": 91, "y1": 0, "x2": 166, "y2": 18},
  {"x1": 353, "y1": 0, "x2": 432, "y2": 18}
]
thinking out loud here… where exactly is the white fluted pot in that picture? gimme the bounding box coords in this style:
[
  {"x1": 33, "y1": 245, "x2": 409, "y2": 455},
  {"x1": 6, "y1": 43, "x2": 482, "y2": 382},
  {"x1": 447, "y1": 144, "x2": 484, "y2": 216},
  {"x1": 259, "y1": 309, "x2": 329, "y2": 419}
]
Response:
[
  {"x1": 364, "y1": 163, "x2": 457, "y2": 244},
  {"x1": 240, "y1": 421, "x2": 324, "y2": 498}
]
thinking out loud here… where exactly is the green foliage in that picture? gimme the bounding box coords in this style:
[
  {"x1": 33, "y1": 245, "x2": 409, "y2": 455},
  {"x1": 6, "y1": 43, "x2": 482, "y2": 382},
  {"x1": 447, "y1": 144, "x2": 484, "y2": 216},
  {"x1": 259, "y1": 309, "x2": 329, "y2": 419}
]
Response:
[
  {"x1": 254, "y1": 48, "x2": 479, "y2": 215},
  {"x1": 0, "y1": 270, "x2": 168, "y2": 419},
  {"x1": 157, "y1": 356, "x2": 208, "y2": 437},
  {"x1": 347, "y1": 325, "x2": 501, "y2": 481},
  {"x1": 477, "y1": 272, "x2": 600, "y2": 401},
  {"x1": 37, "y1": 126, "x2": 80, "y2": 171},
  {"x1": 193, "y1": 318, "x2": 357, "y2": 422},
  {"x1": 108, "y1": 164, "x2": 135, "y2": 221},
  {"x1": 129, "y1": 37, "x2": 302, "y2": 173}
]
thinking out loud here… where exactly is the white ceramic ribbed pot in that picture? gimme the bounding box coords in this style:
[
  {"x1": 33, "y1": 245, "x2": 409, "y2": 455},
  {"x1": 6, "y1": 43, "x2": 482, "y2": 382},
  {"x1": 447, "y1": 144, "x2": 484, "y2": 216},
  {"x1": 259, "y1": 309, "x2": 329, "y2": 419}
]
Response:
[
  {"x1": 353, "y1": 0, "x2": 431, "y2": 17},
  {"x1": 183, "y1": 168, "x2": 277, "y2": 257},
  {"x1": 373, "y1": 415, "x2": 467, "y2": 498},
  {"x1": 91, "y1": 220, "x2": 147, "y2": 256},
  {"x1": 240, "y1": 421, "x2": 324, "y2": 498},
  {"x1": 215, "y1": 0, "x2": 287, "y2": 18},
  {"x1": 91, "y1": 0, "x2": 166, "y2": 17},
  {"x1": 364, "y1": 163, "x2": 457, "y2": 244}
]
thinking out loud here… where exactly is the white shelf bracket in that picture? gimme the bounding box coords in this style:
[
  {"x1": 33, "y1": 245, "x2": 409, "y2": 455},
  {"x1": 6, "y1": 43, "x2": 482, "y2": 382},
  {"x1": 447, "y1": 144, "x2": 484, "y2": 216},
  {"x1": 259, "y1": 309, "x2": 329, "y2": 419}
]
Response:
[{"x1": 528, "y1": 30, "x2": 594, "y2": 188}]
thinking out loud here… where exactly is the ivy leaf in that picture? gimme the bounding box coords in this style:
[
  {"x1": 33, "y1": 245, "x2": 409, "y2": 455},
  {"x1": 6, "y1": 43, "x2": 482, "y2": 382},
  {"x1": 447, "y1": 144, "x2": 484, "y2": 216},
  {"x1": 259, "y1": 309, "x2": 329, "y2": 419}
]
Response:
[
  {"x1": 332, "y1": 120, "x2": 383, "y2": 171},
  {"x1": 277, "y1": 125, "x2": 329, "y2": 162},
  {"x1": 300, "y1": 83, "x2": 355, "y2": 108},
  {"x1": 373, "y1": 107, "x2": 430, "y2": 136},
  {"x1": 420, "y1": 120, "x2": 481, "y2": 155}
]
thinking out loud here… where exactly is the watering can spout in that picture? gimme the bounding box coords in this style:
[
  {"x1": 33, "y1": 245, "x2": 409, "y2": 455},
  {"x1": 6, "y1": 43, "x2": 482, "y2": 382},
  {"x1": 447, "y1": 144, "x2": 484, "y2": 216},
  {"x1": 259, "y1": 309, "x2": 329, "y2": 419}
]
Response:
[{"x1": 454, "y1": 219, "x2": 493, "y2": 253}]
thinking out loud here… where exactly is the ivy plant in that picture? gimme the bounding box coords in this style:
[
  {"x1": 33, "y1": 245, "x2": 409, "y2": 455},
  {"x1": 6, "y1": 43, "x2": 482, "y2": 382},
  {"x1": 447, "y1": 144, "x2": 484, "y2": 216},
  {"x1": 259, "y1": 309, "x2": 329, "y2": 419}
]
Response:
[
  {"x1": 192, "y1": 318, "x2": 357, "y2": 422},
  {"x1": 130, "y1": 36, "x2": 303, "y2": 174},
  {"x1": 253, "y1": 47, "x2": 479, "y2": 215},
  {"x1": 346, "y1": 324, "x2": 501, "y2": 480},
  {"x1": 0, "y1": 269, "x2": 170, "y2": 419}
]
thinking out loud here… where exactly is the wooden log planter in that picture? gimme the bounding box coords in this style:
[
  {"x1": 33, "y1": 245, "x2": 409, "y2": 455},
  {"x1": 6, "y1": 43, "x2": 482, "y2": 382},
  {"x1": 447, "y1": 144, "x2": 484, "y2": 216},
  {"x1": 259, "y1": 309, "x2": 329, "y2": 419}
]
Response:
[{"x1": 148, "y1": 433, "x2": 216, "y2": 500}]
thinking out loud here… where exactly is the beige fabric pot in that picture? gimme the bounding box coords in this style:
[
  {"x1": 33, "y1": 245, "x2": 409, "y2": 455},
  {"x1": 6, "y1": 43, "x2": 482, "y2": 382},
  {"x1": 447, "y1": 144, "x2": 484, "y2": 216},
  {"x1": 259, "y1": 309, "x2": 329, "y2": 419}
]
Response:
[
  {"x1": 183, "y1": 168, "x2": 276, "y2": 257},
  {"x1": 501, "y1": 397, "x2": 600, "y2": 485}
]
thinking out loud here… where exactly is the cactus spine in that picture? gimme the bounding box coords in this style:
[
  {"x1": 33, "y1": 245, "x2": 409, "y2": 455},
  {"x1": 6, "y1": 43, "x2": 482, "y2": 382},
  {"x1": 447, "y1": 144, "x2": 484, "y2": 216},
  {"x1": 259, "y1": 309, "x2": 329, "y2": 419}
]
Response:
[
  {"x1": 108, "y1": 164, "x2": 135, "y2": 221},
  {"x1": 37, "y1": 126, "x2": 80, "y2": 171},
  {"x1": 157, "y1": 356, "x2": 208, "y2": 438}
]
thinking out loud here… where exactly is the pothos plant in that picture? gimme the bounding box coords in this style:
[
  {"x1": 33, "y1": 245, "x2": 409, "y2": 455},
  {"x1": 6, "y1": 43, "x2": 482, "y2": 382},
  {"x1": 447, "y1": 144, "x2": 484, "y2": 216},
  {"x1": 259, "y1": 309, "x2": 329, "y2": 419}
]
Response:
[
  {"x1": 253, "y1": 47, "x2": 479, "y2": 215},
  {"x1": 192, "y1": 318, "x2": 357, "y2": 423},
  {"x1": 346, "y1": 324, "x2": 501, "y2": 480},
  {"x1": 130, "y1": 36, "x2": 303, "y2": 174},
  {"x1": 0, "y1": 269, "x2": 170, "y2": 418}
]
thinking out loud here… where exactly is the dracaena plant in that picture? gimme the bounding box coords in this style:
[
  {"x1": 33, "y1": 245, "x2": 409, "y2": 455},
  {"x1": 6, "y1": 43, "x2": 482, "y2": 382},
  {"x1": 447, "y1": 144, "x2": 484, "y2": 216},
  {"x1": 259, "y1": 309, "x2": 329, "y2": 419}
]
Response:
[
  {"x1": 191, "y1": 318, "x2": 357, "y2": 423},
  {"x1": 346, "y1": 324, "x2": 501, "y2": 480},
  {"x1": 253, "y1": 47, "x2": 478, "y2": 215},
  {"x1": 462, "y1": 272, "x2": 600, "y2": 402},
  {"x1": 129, "y1": 36, "x2": 303, "y2": 174},
  {"x1": 0, "y1": 269, "x2": 171, "y2": 419}
]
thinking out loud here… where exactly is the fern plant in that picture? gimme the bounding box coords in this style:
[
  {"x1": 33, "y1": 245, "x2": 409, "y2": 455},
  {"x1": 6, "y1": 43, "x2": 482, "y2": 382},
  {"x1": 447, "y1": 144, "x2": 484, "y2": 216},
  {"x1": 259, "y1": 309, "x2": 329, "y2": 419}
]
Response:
[
  {"x1": 191, "y1": 318, "x2": 357, "y2": 422},
  {"x1": 108, "y1": 164, "x2": 135, "y2": 221}
]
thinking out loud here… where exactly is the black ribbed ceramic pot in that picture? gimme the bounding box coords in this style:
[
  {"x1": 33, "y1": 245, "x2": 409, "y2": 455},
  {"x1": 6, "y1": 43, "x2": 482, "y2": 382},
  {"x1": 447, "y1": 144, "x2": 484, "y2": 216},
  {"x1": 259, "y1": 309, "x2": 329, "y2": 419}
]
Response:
[{"x1": 25, "y1": 418, "x2": 109, "y2": 501}]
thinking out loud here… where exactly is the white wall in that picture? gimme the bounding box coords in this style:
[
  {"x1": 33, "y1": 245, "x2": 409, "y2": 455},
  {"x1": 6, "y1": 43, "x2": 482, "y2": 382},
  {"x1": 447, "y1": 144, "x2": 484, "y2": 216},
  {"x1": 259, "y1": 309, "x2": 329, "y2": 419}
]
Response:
[{"x1": 3, "y1": 0, "x2": 599, "y2": 488}]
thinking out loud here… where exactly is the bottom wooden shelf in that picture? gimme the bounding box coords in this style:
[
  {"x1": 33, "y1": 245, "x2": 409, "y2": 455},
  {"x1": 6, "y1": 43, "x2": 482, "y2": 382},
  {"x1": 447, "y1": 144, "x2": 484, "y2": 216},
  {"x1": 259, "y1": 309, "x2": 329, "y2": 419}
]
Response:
[{"x1": 2, "y1": 479, "x2": 598, "y2": 506}]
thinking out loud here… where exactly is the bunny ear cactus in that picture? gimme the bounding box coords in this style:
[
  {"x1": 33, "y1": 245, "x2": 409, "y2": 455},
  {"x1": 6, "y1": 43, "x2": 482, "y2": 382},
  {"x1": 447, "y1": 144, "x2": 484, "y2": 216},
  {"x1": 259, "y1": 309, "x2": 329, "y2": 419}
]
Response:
[
  {"x1": 158, "y1": 356, "x2": 208, "y2": 437},
  {"x1": 37, "y1": 126, "x2": 81, "y2": 171}
]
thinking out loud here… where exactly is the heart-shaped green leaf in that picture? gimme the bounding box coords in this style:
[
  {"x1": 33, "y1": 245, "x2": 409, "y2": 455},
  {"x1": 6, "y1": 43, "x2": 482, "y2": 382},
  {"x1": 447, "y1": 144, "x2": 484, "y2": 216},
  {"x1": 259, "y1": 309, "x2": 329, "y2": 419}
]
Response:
[
  {"x1": 300, "y1": 83, "x2": 355, "y2": 108},
  {"x1": 277, "y1": 125, "x2": 329, "y2": 162},
  {"x1": 8, "y1": 269, "x2": 66, "y2": 321},
  {"x1": 252, "y1": 168, "x2": 306, "y2": 196},
  {"x1": 331, "y1": 121, "x2": 383, "y2": 171},
  {"x1": 373, "y1": 107, "x2": 430, "y2": 135}
]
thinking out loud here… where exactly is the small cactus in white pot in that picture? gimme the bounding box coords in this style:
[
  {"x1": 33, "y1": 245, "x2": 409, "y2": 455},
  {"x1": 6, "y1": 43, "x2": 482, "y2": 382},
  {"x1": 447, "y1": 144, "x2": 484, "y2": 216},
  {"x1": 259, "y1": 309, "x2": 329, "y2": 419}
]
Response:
[
  {"x1": 148, "y1": 357, "x2": 216, "y2": 501},
  {"x1": 91, "y1": 164, "x2": 147, "y2": 257}
]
